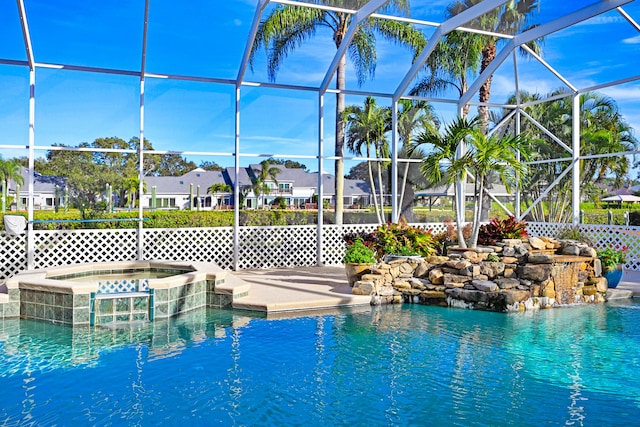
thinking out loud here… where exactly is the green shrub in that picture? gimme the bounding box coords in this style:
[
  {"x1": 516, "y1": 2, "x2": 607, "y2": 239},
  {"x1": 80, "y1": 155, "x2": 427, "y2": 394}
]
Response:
[
  {"x1": 597, "y1": 246, "x2": 628, "y2": 271},
  {"x1": 272, "y1": 196, "x2": 287, "y2": 210},
  {"x1": 343, "y1": 238, "x2": 376, "y2": 264},
  {"x1": 375, "y1": 219, "x2": 436, "y2": 257}
]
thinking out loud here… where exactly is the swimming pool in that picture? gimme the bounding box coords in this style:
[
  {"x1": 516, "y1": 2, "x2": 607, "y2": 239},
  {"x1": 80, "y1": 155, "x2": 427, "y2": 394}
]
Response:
[{"x1": 1, "y1": 302, "x2": 639, "y2": 426}]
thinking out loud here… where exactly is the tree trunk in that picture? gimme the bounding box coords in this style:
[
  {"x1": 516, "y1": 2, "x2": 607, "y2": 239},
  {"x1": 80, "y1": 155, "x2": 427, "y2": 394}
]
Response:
[
  {"x1": 478, "y1": 44, "x2": 496, "y2": 222},
  {"x1": 334, "y1": 55, "x2": 346, "y2": 225},
  {"x1": 478, "y1": 43, "x2": 496, "y2": 132},
  {"x1": 376, "y1": 150, "x2": 385, "y2": 223},
  {"x1": 470, "y1": 177, "x2": 485, "y2": 249},
  {"x1": 398, "y1": 162, "x2": 409, "y2": 213},
  {"x1": 454, "y1": 189, "x2": 467, "y2": 249},
  {"x1": 480, "y1": 176, "x2": 492, "y2": 221},
  {"x1": 400, "y1": 183, "x2": 415, "y2": 223},
  {"x1": 366, "y1": 146, "x2": 382, "y2": 223}
]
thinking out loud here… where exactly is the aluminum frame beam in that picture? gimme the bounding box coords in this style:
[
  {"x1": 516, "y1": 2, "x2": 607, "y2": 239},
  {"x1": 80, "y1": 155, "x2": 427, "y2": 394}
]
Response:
[{"x1": 460, "y1": 0, "x2": 634, "y2": 108}]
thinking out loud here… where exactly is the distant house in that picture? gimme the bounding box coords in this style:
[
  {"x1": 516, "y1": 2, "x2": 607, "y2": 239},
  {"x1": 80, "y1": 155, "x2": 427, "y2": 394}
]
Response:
[
  {"x1": 414, "y1": 183, "x2": 513, "y2": 208},
  {"x1": 141, "y1": 165, "x2": 373, "y2": 210},
  {"x1": 142, "y1": 168, "x2": 230, "y2": 210},
  {"x1": 226, "y1": 164, "x2": 373, "y2": 209},
  {"x1": 8, "y1": 167, "x2": 67, "y2": 210}
]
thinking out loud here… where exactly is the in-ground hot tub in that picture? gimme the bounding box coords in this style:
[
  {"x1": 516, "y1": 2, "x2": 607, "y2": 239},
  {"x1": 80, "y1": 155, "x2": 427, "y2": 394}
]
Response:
[{"x1": 5, "y1": 261, "x2": 250, "y2": 325}]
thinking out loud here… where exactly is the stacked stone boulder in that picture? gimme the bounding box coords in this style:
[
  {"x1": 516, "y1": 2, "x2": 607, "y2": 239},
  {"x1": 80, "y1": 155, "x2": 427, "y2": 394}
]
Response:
[{"x1": 351, "y1": 237, "x2": 608, "y2": 312}]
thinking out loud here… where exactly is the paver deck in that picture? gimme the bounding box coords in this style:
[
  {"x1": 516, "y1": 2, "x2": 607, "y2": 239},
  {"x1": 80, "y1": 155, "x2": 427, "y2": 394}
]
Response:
[{"x1": 231, "y1": 266, "x2": 371, "y2": 312}]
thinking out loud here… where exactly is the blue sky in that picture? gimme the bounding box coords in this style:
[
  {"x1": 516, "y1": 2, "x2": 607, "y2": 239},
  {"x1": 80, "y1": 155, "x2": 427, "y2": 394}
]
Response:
[{"x1": 0, "y1": 0, "x2": 639, "y2": 176}]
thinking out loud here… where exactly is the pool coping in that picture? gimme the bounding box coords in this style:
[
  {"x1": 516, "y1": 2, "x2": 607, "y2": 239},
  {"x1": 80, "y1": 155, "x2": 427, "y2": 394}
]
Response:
[{"x1": 5, "y1": 260, "x2": 250, "y2": 298}]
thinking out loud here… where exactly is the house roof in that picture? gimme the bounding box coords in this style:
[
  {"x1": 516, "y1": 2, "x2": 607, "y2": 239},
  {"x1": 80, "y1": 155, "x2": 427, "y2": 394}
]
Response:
[
  {"x1": 144, "y1": 169, "x2": 227, "y2": 195},
  {"x1": 9, "y1": 167, "x2": 66, "y2": 194},
  {"x1": 226, "y1": 164, "x2": 372, "y2": 197}
]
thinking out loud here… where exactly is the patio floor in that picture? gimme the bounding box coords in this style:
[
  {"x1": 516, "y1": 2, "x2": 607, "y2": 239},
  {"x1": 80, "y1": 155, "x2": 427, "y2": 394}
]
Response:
[
  {"x1": 230, "y1": 266, "x2": 640, "y2": 313},
  {"x1": 231, "y1": 266, "x2": 371, "y2": 312}
]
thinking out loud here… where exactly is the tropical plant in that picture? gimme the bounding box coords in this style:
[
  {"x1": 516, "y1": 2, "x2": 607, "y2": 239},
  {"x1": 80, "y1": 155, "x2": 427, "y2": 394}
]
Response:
[
  {"x1": 446, "y1": 0, "x2": 540, "y2": 128},
  {"x1": 432, "y1": 218, "x2": 473, "y2": 255},
  {"x1": 410, "y1": 28, "x2": 483, "y2": 117},
  {"x1": 555, "y1": 226, "x2": 594, "y2": 246},
  {"x1": 208, "y1": 183, "x2": 232, "y2": 208},
  {"x1": 375, "y1": 219, "x2": 436, "y2": 258},
  {"x1": 410, "y1": 116, "x2": 477, "y2": 247},
  {"x1": 465, "y1": 130, "x2": 530, "y2": 246},
  {"x1": 343, "y1": 231, "x2": 379, "y2": 252},
  {"x1": 496, "y1": 90, "x2": 638, "y2": 223},
  {"x1": 396, "y1": 100, "x2": 440, "y2": 218},
  {"x1": 249, "y1": 1, "x2": 425, "y2": 225},
  {"x1": 344, "y1": 97, "x2": 390, "y2": 223},
  {"x1": 251, "y1": 160, "x2": 280, "y2": 209},
  {"x1": 343, "y1": 238, "x2": 376, "y2": 265},
  {"x1": 477, "y1": 216, "x2": 528, "y2": 246},
  {"x1": 123, "y1": 176, "x2": 146, "y2": 209},
  {"x1": 412, "y1": 116, "x2": 530, "y2": 248},
  {"x1": 0, "y1": 157, "x2": 24, "y2": 212},
  {"x1": 597, "y1": 246, "x2": 628, "y2": 272}
]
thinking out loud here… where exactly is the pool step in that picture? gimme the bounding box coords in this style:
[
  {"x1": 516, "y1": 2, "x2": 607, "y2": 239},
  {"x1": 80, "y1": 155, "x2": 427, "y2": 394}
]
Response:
[{"x1": 215, "y1": 272, "x2": 251, "y2": 300}]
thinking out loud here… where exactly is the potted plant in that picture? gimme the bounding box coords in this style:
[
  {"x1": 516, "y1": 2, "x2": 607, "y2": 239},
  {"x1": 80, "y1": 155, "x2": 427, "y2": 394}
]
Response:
[
  {"x1": 597, "y1": 245, "x2": 628, "y2": 288},
  {"x1": 343, "y1": 238, "x2": 376, "y2": 286}
]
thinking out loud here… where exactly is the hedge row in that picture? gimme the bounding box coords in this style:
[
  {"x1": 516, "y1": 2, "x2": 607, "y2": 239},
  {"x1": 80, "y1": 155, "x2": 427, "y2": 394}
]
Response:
[{"x1": 0, "y1": 210, "x2": 321, "y2": 230}]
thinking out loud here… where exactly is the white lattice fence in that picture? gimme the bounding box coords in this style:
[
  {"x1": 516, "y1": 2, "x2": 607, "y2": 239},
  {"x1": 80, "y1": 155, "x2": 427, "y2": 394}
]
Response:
[
  {"x1": 526, "y1": 222, "x2": 567, "y2": 238},
  {"x1": 322, "y1": 224, "x2": 378, "y2": 266},
  {"x1": 238, "y1": 225, "x2": 318, "y2": 269},
  {"x1": 143, "y1": 227, "x2": 235, "y2": 270},
  {"x1": 3, "y1": 221, "x2": 638, "y2": 281},
  {"x1": 32, "y1": 229, "x2": 139, "y2": 269},
  {"x1": 527, "y1": 222, "x2": 640, "y2": 271},
  {"x1": 0, "y1": 234, "x2": 27, "y2": 280}
]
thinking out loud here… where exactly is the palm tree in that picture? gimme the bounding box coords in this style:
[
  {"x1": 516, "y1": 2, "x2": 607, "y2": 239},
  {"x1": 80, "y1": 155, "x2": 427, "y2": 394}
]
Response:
[
  {"x1": 410, "y1": 29, "x2": 483, "y2": 117},
  {"x1": 502, "y1": 90, "x2": 638, "y2": 222},
  {"x1": 446, "y1": 0, "x2": 540, "y2": 128},
  {"x1": 249, "y1": 1, "x2": 425, "y2": 224},
  {"x1": 465, "y1": 130, "x2": 530, "y2": 247},
  {"x1": 411, "y1": 116, "x2": 478, "y2": 247},
  {"x1": 343, "y1": 97, "x2": 390, "y2": 223},
  {"x1": 0, "y1": 158, "x2": 24, "y2": 212},
  {"x1": 251, "y1": 160, "x2": 280, "y2": 209},
  {"x1": 208, "y1": 183, "x2": 232, "y2": 209},
  {"x1": 396, "y1": 99, "x2": 440, "y2": 213},
  {"x1": 123, "y1": 176, "x2": 146, "y2": 209}
]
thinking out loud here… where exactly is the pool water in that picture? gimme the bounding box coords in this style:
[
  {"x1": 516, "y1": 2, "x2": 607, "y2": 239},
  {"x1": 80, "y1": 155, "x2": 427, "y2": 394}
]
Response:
[{"x1": 1, "y1": 301, "x2": 640, "y2": 426}]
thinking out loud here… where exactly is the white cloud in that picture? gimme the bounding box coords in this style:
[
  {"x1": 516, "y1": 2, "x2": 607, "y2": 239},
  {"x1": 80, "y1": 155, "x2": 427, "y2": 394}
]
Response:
[
  {"x1": 623, "y1": 35, "x2": 640, "y2": 44},
  {"x1": 599, "y1": 85, "x2": 640, "y2": 102}
]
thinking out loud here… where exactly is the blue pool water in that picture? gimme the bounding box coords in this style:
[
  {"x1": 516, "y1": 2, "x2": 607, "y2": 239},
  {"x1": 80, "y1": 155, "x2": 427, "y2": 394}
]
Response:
[{"x1": 1, "y1": 301, "x2": 640, "y2": 426}]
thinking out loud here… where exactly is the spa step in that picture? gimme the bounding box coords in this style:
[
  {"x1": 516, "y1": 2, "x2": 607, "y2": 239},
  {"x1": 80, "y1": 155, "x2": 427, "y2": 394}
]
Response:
[
  {"x1": 95, "y1": 291, "x2": 150, "y2": 299},
  {"x1": 215, "y1": 272, "x2": 251, "y2": 300}
]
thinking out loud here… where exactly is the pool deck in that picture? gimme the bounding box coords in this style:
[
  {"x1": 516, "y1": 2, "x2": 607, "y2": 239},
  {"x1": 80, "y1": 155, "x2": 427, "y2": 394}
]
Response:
[
  {"x1": 231, "y1": 266, "x2": 371, "y2": 312},
  {"x1": 230, "y1": 266, "x2": 640, "y2": 313}
]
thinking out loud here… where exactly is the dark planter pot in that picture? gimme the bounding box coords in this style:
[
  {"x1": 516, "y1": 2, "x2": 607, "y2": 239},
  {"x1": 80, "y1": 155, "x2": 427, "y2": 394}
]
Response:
[{"x1": 604, "y1": 265, "x2": 624, "y2": 289}]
